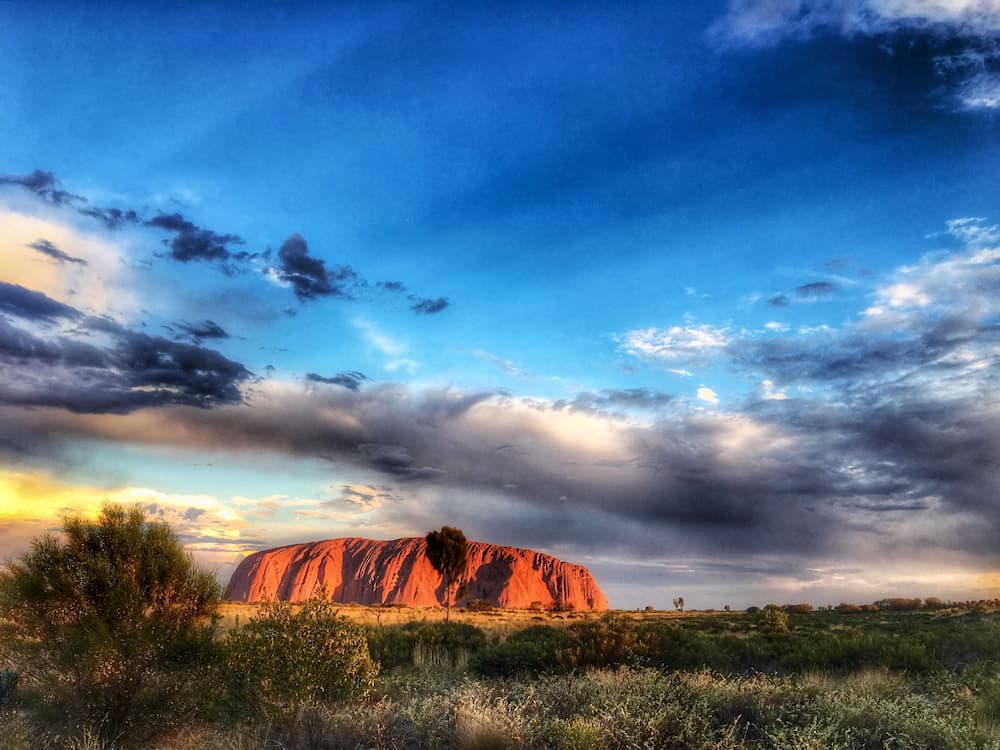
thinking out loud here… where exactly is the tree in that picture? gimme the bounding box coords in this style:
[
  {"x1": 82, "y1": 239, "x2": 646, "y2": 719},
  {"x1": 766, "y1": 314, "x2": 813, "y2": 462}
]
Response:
[
  {"x1": 424, "y1": 526, "x2": 468, "y2": 623},
  {"x1": 0, "y1": 503, "x2": 221, "y2": 747},
  {"x1": 673, "y1": 596, "x2": 685, "y2": 611}
]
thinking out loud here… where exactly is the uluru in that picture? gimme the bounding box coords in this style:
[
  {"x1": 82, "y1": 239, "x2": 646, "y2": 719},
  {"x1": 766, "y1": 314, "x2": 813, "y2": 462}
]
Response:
[{"x1": 226, "y1": 537, "x2": 609, "y2": 611}]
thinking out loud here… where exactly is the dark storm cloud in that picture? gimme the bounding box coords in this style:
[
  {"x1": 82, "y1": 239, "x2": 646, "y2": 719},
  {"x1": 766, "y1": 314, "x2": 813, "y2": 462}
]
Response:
[
  {"x1": 0, "y1": 290, "x2": 251, "y2": 414},
  {"x1": 273, "y1": 234, "x2": 358, "y2": 301},
  {"x1": 169, "y1": 319, "x2": 229, "y2": 344},
  {"x1": 377, "y1": 281, "x2": 407, "y2": 293},
  {"x1": 27, "y1": 239, "x2": 88, "y2": 266},
  {"x1": 146, "y1": 212, "x2": 245, "y2": 263},
  {"x1": 0, "y1": 282, "x2": 82, "y2": 322},
  {"x1": 768, "y1": 294, "x2": 789, "y2": 307},
  {"x1": 795, "y1": 281, "x2": 837, "y2": 298},
  {"x1": 409, "y1": 296, "x2": 449, "y2": 315},
  {"x1": 306, "y1": 371, "x2": 369, "y2": 391}
]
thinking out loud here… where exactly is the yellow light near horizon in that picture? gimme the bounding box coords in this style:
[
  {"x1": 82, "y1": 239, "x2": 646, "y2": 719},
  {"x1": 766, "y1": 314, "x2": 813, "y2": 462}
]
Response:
[{"x1": 0, "y1": 470, "x2": 105, "y2": 520}]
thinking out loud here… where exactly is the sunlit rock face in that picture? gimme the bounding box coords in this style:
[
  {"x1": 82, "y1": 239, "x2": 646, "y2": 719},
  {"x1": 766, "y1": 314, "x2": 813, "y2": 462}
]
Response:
[{"x1": 225, "y1": 537, "x2": 609, "y2": 610}]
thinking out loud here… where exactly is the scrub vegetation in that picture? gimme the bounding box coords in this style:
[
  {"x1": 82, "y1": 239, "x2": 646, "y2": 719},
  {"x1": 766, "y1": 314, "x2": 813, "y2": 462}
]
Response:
[{"x1": 2, "y1": 505, "x2": 999, "y2": 749}]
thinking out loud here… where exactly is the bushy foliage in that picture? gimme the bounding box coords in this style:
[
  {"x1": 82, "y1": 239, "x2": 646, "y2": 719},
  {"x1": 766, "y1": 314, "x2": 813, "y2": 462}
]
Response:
[
  {"x1": 761, "y1": 605, "x2": 790, "y2": 634},
  {"x1": 187, "y1": 667, "x2": 998, "y2": 750},
  {"x1": 369, "y1": 620, "x2": 488, "y2": 671},
  {"x1": 0, "y1": 668, "x2": 18, "y2": 707},
  {"x1": 224, "y1": 595, "x2": 377, "y2": 719},
  {"x1": 473, "y1": 625, "x2": 571, "y2": 677},
  {"x1": 0, "y1": 503, "x2": 221, "y2": 747}
]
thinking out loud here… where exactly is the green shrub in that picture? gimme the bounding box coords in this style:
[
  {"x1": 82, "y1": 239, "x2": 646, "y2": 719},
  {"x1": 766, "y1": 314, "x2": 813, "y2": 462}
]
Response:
[
  {"x1": 370, "y1": 620, "x2": 488, "y2": 671},
  {"x1": 0, "y1": 503, "x2": 221, "y2": 748},
  {"x1": 474, "y1": 625, "x2": 570, "y2": 677},
  {"x1": 0, "y1": 668, "x2": 17, "y2": 707},
  {"x1": 761, "y1": 605, "x2": 790, "y2": 634},
  {"x1": 224, "y1": 595, "x2": 377, "y2": 719}
]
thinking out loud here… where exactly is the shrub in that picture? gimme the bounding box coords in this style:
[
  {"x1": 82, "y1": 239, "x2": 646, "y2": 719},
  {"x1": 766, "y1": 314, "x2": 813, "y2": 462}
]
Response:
[
  {"x1": 0, "y1": 503, "x2": 221, "y2": 748},
  {"x1": 473, "y1": 625, "x2": 570, "y2": 677},
  {"x1": 761, "y1": 605, "x2": 789, "y2": 634},
  {"x1": 224, "y1": 594, "x2": 377, "y2": 719},
  {"x1": 370, "y1": 620, "x2": 488, "y2": 671},
  {"x1": 0, "y1": 668, "x2": 17, "y2": 707}
]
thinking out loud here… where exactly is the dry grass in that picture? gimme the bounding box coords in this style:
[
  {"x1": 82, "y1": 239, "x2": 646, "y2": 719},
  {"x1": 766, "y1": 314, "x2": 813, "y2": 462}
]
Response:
[{"x1": 215, "y1": 602, "x2": 723, "y2": 636}]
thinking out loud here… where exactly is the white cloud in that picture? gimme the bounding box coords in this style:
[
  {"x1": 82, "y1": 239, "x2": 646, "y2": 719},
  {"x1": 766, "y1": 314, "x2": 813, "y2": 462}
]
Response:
[
  {"x1": 764, "y1": 321, "x2": 789, "y2": 332},
  {"x1": 945, "y1": 216, "x2": 1000, "y2": 245},
  {"x1": 714, "y1": 0, "x2": 1000, "y2": 45},
  {"x1": 353, "y1": 318, "x2": 405, "y2": 357},
  {"x1": 386, "y1": 358, "x2": 419, "y2": 373},
  {"x1": 623, "y1": 324, "x2": 730, "y2": 362},
  {"x1": 957, "y1": 71, "x2": 1000, "y2": 109},
  {"x1": 864, "y1": 229, "x2": 1000, "y2": 327},
  {"x1": 0, "y1": 207, "x2": 137, "y2": 318},
  {"x1": 697, "y1": 386, "x2": 720, "y2": 405},
  {"x1": 761, "y1": 379, "x2": 788, "y2": 400}
]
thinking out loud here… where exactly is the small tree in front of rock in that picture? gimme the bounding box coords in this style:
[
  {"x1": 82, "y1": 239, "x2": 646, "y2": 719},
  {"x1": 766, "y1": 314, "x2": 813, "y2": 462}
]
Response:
[{"x1": 424, "y1": 526, "x2": 468, "y2": 623}]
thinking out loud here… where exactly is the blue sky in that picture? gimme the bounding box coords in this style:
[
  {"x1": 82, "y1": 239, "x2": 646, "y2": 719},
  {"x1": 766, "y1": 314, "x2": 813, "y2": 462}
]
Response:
[{"x1": 2, "y1": 1, "x2": 1000, "y2": 609}]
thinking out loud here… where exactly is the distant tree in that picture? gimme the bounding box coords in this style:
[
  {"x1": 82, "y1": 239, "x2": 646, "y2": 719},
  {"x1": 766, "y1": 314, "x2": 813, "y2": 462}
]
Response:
[
  {"x1": 0, "y1": 503, "x2": 221, "y2": 747},
  {"x1": 424, "y1": 526, "x2": 468, "y2": 623},
  {"x1": 673, "y1": 596, "x2": 685, "y2": 611},
  {"x1": 724, "y1": 604, "x2": 731, "y2": 612}
]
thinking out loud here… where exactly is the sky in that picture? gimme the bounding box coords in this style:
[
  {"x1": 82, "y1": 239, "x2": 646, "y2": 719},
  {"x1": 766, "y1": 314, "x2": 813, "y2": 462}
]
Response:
[{"x1": 2, "y1": 1, "x2": 1000, "y2": 610}]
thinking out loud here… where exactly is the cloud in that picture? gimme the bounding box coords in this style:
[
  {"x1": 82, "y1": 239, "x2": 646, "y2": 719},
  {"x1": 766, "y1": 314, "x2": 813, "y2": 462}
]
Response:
[
  {"x1": 761, "y1": 379, "x2": 788, "y2": 400},
  {"x1": 0, "y1": 290, "x2": 251, "y2": 414},
  {"x1": 768, "y1": 294, "x2": 790, "y2": 307},
  {"x1": 269, "y1": 233, "x2": 359, "y2": 301},
  {"x1": 472, "y1": 349, "x2": 522, "y2": 375},
  {"x1": 622, "y1": 324, "x2": 730, "y2": 363},
  {"x1": 795, "y1": 281, "x2": 838, "y2": 298},
  {"x1": 554, "y1": 387, "x2": 674, "y2": 415},
  {"x1": 0, "y1": 468, "x2": 263, "y2": 582},
  {"x1": 409, "y1": 296, "x2": 449, "y2": 315},
  {"x1": 0, "y1": 169, "x2": 80, "y2": 205},
  {"x1": 712, "y1": 0, "x2": 1000, "y2": 111},
  {"x1": 306, "y1": 370, "x2": 369, "y2": 391},
  {"x1": 27, "y1": 238, "x2": 88, "y2": 266},
  {"x1": 77, "y1": 205, "x2": 140, "y2": 229},
  {"x1": 146, "y1": 212, "x2": 246, "y2": 264},
  {"x1": 696, "y1": 386, "x2": 720, "y2": 405},
  {"x1": 354, "y1": 319, "x2": 406, "y2": 357},
  {"x1": 170, "y1": 319, "x2": 230, "y2": 344},
  {"x1": 337, "y1": 483, "x2": 404, "y2": 511},
  {"x1": 713, "y1": 0, "x2": 1000, "y2": 46},
  {"x1": 0, "y1": 281, "x2": 82, "y2": 322},
  {"x1": 1, "y1": 208, "x2": 138, "y2": 317}
]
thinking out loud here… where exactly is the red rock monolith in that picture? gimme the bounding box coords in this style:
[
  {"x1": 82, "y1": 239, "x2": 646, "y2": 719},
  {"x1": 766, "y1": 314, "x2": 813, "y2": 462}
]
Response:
[{"x1": 225, "y1": 537, "x2": 608, "y2": 610}]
